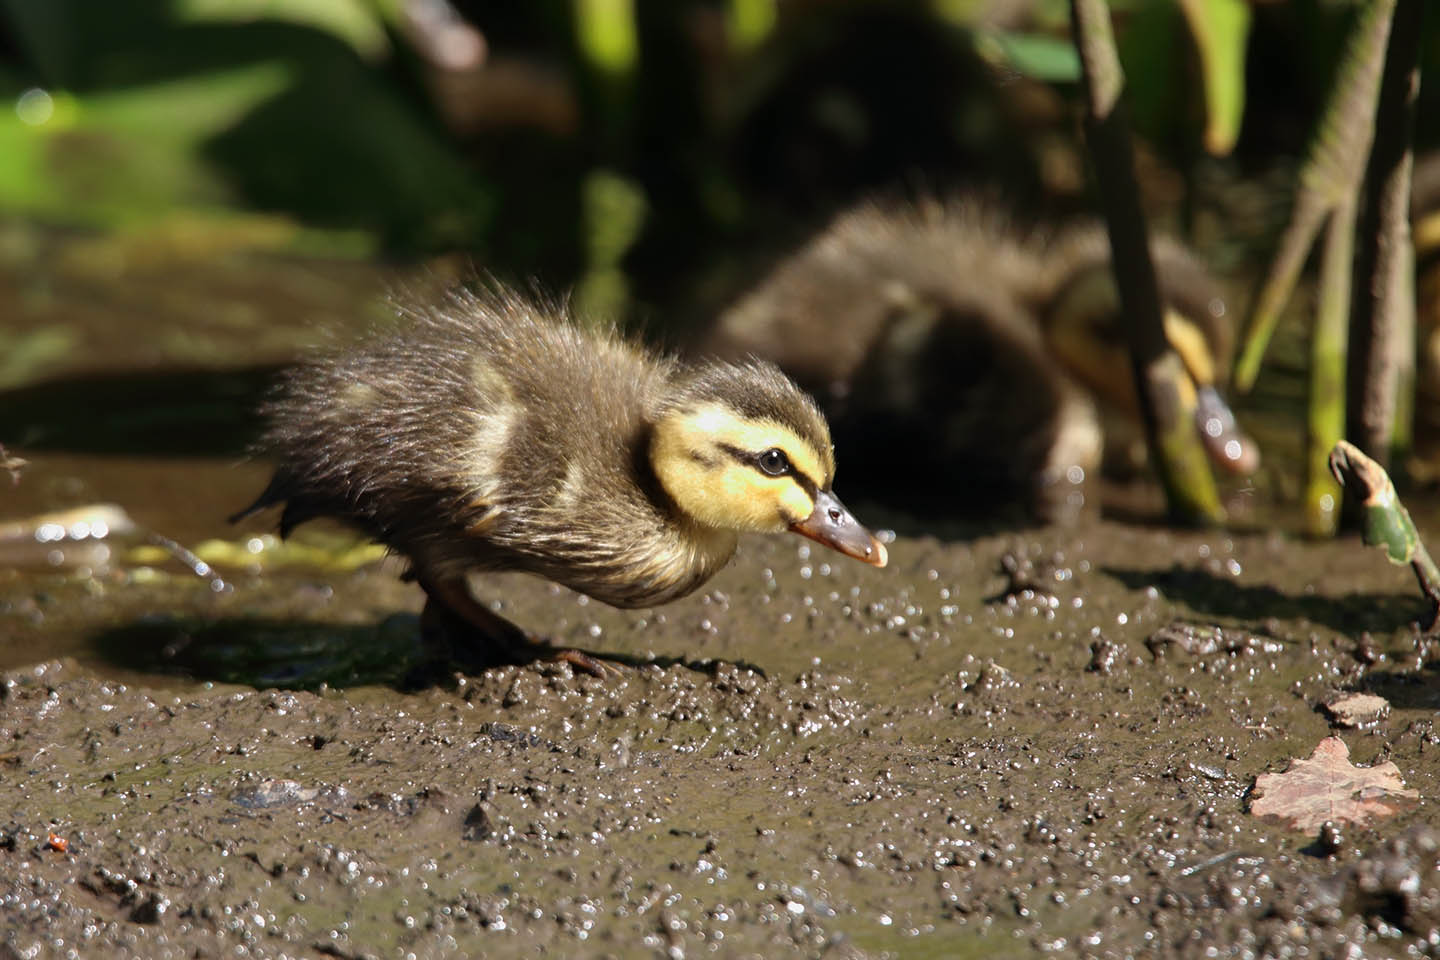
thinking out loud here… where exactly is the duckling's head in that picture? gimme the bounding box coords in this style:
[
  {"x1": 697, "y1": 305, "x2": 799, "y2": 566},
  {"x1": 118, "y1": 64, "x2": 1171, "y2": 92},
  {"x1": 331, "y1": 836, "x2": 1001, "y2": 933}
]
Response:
[
  {"x1": 1042, "y1": 237, "x2": 1260, "y2": 476},
  {"x1": 652, "y1": 360, "x2": 888, "y2": 567}
]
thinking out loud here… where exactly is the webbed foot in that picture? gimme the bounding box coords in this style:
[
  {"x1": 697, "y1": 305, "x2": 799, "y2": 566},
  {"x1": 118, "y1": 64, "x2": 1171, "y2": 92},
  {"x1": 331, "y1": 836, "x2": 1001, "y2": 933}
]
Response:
[{"x1": 417, "y1": 576, "x2": 625, "y2": 678}]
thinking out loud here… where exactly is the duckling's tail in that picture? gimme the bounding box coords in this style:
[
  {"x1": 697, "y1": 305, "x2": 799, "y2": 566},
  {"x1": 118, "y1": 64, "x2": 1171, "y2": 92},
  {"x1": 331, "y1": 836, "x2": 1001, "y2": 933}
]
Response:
[
  {"x1": 228, "y1": 470, "x2": 325, "y2": 539},
  {"x1": 228, "y1": 495, "x2": 273, "y2": 527}
]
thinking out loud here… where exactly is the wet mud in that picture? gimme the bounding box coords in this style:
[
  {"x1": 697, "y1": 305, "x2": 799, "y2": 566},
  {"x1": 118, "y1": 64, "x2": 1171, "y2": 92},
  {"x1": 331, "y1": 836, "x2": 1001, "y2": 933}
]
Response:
[{"x1": 5, "y1": 492, "x2": 1440, "y2": 959}]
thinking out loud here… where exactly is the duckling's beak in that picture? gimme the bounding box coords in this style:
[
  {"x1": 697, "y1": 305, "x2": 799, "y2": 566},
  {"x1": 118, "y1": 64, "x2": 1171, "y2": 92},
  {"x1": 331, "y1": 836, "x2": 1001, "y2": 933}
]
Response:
[
  {"x1": 790, "y1": 490, "x2": 888, "y2": 568},
  {"x1": 1194, "y1": 385, "x2": 1260, "y2": 475},
  {"x1": 1164, "y1": 311, "x2": 1260, "y2": 476}
]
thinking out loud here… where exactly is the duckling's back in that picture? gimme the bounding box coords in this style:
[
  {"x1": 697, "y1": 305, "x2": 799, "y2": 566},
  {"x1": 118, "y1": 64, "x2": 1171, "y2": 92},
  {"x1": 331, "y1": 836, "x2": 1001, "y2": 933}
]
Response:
[
  {"x1": 708, "y1": 199, "x2": 1049, "y2": 389},
  {"x1": 703, "y1": 199, "x2": 1094, "y2": 521},
  {"x1": 242, "y1": 286, "x2": 711, "y2": 603}
]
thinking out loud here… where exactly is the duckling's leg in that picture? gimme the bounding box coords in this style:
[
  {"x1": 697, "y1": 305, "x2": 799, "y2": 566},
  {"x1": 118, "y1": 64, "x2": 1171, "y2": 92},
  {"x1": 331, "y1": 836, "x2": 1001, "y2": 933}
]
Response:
[{"x1": 417, "y1": 576, "x2": 615, "y2": 678}]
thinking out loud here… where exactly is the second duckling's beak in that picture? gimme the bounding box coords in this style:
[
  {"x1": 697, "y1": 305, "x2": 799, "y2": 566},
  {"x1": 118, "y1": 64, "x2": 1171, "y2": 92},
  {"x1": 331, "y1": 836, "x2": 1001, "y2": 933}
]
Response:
[
  {"x1": 1195, "y1": 385, "x2": 1260, "y2": 475},
  {"x1": 790, "y1": 490, "x2": 889, "y2": 568}
]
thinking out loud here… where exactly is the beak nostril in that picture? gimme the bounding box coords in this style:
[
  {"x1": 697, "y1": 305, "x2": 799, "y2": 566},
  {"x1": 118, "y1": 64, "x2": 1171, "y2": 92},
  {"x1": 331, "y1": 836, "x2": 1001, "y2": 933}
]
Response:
[{"x1": 829, "y1": 508, "x2": 841, "y2": 522}]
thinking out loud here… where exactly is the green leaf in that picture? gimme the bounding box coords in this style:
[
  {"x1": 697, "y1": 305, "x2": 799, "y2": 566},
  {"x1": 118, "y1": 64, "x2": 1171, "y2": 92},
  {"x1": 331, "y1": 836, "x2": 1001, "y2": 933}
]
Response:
[
  {"x1": 1362, "y1": 499, "x2": 1418, "y2": 566},
  {"x1": 1178, "y1": 0, "x2": 1252, "y2": 156},
  {"x1": 0, "y1": 65, "x2": 290, "y2": 228},
  {"x1": 972, "y1": 28, "x2": 1081, "y2": 83},
  {"x1": 174, "y1": 0, "x2": 391, "y2": 61}
]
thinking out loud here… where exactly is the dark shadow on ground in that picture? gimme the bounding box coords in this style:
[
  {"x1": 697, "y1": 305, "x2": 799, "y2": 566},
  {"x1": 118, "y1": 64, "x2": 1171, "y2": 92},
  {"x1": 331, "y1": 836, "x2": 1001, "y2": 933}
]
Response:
[
  {"x1": 92, "y1": 614, "x2": 768, "y2": 691},
  {"x1": 1100, "y1": 564, "x2": 1425, "y2": 635},
  {"x1": 0, "y1": 365, "x2": 280, "y2": 456},
  {"x1": 93, "y1": 614, "x2": 428, "y2": 689}
]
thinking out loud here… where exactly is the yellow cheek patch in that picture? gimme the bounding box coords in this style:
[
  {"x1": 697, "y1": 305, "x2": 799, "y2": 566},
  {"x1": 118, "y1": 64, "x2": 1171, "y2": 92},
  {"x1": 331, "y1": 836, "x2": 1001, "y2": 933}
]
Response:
[
  {"x1": 777, "y1": 482, "x2": 815, "y2": 525},
  {"x1": 1163, "y1": 310, "x2": 1216, "y2": 387},
  {"x1": 707, "y1": 467, "x2": 811, "y2": 531}
]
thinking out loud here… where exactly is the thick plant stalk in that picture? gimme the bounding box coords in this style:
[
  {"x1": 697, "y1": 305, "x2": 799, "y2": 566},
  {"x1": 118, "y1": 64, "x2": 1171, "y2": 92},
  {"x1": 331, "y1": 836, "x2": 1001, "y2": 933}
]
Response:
[
  {"x1": 1308, "y1": 199, "x2": 1357, "y2": 536},
  {"x1": 1348, "y1": 0, "x2": 1424, "y2": 470},
  {"x1": 1233, "y1": 0, "x2": 1397, "y2": 392},
  {"x1": 1330, "y1": 440, "x2": 1440, "y2": 635},
  {"x1": 1069, "y1": 0, "x2": 1223, "y2": 524}
]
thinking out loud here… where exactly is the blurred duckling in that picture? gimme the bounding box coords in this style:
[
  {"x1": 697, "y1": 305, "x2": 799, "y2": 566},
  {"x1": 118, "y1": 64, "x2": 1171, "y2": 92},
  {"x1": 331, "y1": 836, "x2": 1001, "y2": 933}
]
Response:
[
  {"x1": 233, "y1": 284, "x2": 886, "y2": 674},
  {"x1": 1410, "y1": 151, "x2": 1440, "y2": 468},
  {"x1": 700, "y1": 198, "x2": 1257, "y2": 522}
]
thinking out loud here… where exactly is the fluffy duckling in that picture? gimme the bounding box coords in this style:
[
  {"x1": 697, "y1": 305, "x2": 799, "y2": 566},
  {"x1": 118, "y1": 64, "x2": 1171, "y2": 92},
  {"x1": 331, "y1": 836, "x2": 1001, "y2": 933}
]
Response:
[
  {"x1": 1410, "y1": 152, "x2": 1440, "y2": 464},
  {"x1": 233, "y1": 284, "x2": 886, "y2": 674},
  {"x1": 700, "y1": 198, "x2": 1256, "y2": 522}
]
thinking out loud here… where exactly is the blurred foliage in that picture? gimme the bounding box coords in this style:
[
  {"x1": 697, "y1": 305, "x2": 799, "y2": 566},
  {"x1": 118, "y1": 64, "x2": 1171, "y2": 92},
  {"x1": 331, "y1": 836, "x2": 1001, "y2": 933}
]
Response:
[
  {"x1": 1178, "y1": 0, "x2": 1250, "y2": 156},
  {"x1": 0, "y1": 0, "x2": 1436, "y2": 323},
  {"x1": 1118, "y1": 0, "x2": 1250, "y2": 158},
  {"x1": 0, "y1": 0, "x2": 492, "y2": 254}
]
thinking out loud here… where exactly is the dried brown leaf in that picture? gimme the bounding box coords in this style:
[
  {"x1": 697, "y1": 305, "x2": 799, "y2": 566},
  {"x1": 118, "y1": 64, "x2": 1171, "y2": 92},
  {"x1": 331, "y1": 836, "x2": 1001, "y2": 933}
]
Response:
[{"x1": 1249, "y1": 737, "x2": 1418, "y2": 831}]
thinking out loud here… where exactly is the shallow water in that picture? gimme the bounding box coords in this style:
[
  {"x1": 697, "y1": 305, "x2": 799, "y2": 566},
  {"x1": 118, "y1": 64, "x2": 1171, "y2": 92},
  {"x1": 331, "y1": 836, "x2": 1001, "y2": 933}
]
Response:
[{"x1": 3, "y1": 237, "x2": 1440, "y2": 958}]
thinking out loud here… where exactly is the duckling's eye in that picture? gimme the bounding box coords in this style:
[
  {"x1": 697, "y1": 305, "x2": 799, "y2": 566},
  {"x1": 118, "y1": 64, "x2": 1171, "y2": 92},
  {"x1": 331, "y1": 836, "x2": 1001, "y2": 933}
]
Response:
[{"x1": 757, "y1": 448, "x2": 790, "y2": 476}]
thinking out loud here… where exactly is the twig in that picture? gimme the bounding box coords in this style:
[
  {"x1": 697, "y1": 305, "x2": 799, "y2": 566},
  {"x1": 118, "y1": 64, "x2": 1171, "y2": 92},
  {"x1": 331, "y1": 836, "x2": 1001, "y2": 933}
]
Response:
[{"x1": 143, "y1": 532, "x2": 230, "y2": 593}]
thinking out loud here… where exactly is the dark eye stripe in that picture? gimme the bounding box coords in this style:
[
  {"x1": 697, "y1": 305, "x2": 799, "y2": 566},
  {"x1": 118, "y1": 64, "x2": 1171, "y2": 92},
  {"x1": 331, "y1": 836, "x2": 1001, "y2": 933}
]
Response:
[
  {"x1": 788, "y1": 470, "x2": 819, "y2": 498},
  {"x1": 717, "y1": 442, "x2": 820, "y2": 497}
]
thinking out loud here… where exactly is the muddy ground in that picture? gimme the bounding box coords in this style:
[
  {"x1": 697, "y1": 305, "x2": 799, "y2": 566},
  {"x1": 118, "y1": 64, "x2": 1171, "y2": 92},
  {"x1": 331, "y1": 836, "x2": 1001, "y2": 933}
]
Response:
[
  {"x1": 6, "y1": 466, "x2": 1440, "y2": 959},
  {"x1": 4, "y1": 245, "x2": 1440, "y2": 959}
]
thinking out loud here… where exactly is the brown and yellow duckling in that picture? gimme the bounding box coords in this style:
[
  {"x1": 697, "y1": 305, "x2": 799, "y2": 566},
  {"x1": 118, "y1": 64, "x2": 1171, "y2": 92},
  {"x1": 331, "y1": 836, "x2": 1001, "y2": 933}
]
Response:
[
  {"x1": 233, "y1": 284, "x2": 886, "y2": 674},
  {"x1": 1410, "y1": 151, "x2": 1440, "y2": 465},
  {"x1": 700, "y1": 198, "x2": 1257, "y2": 522}
]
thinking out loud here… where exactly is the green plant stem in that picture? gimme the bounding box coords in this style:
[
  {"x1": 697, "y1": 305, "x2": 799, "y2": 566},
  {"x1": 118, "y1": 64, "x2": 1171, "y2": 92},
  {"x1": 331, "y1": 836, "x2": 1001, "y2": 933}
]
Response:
[
  {"x1": 1233, "y1": 0, "x2": 1397, "y2": 392},
  {"x1": 1307, "y1": 199, "x2": 1356, "y2": 536},
  {"x1": 1069, "y1": 0, "x2": 1223, "y2": 524}
]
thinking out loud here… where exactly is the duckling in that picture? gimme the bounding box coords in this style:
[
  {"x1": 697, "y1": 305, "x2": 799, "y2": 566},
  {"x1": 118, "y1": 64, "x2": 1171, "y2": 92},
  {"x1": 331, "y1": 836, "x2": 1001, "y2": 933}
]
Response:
[
  {"x1": 232, "y1": 284, "x2": 887, "y2": 674},
  {"x1": 1410, "y1": 151, "x2": 1440, "y2": 466},
  {"x1": 700, "y1": 198, "x2": 1256, "y2": 522}
]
